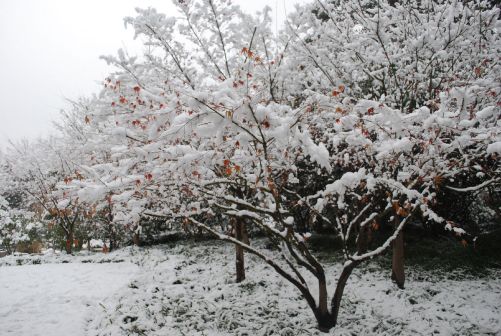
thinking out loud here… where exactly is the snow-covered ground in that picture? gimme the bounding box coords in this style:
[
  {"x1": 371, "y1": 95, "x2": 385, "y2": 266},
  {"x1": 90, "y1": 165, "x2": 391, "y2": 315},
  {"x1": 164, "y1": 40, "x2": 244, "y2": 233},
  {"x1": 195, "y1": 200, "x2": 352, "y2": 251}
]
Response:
[
  {"x1": 86, "y1": 242, "x2": 501, "y2": 336},
  {"x1": 0, "y1": 258, "x2": 138, "y2": 336},
  {"x1": 1, "y1": 242, "x2": 500, "y2": 336}
]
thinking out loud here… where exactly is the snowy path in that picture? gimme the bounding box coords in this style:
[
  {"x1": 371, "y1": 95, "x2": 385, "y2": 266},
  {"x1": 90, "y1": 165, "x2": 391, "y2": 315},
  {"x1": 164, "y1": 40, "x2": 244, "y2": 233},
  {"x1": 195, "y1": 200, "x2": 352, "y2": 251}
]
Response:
[{"x1": 0, "y1": 262, "x2": 139, "y2": 336}]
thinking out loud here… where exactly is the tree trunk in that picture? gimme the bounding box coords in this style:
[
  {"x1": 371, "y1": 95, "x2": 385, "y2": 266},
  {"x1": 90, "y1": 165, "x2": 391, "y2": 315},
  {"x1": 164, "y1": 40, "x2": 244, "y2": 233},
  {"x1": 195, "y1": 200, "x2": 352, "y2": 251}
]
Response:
[
  {"x1": 132, "y1": 232, "x2": 140, "y2": 246},
  {"x1": 235, "y1": 219, "x2": 246, "y2": 283},
  {"x1": 357, "y1": 222, "x2": 370, "y2": 254},
  {"x1": 317, "y1": 274, "x2": 329, "y2": 327},
  {"x1": 391, "y1": 227, "x2": 405, "y2": 289},
  {"x1": 330, "y1": 261, "x2": 358, "y2": 329},
  {"x1": 315, "y1": 311, "x2": 336, "y2": 333},
  {"x1": 107, "y1": 210, "x2": 115, "y2": 252},
  {"x1": 109, "y1": 226, "x2": 115, "y2": 252},
  {"x1": 65, "y1": 232, "x2": 73, "y2": 254},
  {"x1": 242, "y1": 221, "x2": 250, "y2": 245}
]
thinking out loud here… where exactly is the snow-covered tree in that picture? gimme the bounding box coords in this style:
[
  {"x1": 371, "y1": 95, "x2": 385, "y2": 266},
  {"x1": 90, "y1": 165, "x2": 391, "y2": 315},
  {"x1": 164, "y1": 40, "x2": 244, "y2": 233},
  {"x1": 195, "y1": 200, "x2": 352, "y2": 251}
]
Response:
[
  {"x1": 0, "y1": 195, "x2": 44, "y2": 254},
  {"x1": 285, "y1": 0, "x2": 500, "y2": 112},
  {"x1": 1, "y1": 138, "x2": 89, "y2": 253},
  {"x1": 284, "y1": 0, "x2": 500, "y2": 287},
  {"x1": 63, "y1": 0, "x2": 500, "y2": 331},
  {"x1": 5, "y1": 0, "x2": 495, "y2": 332}
]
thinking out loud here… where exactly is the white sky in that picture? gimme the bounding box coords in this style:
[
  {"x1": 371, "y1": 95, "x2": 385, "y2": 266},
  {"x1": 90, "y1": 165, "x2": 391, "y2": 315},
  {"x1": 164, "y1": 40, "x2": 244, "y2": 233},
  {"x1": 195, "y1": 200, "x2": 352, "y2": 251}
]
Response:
[{"x1": 0, "y1": 0, "x2": 305, "y2": 149}]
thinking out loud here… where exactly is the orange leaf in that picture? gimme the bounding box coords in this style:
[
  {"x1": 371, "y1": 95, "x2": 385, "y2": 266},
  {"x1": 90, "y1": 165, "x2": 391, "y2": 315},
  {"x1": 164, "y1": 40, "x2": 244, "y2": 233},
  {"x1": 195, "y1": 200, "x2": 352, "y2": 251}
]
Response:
[
  {"x1": 434, "y1": 175, "x2": 444, "y2": 187},
  {"x1": 397, "y1": 207, "x2": 409, "y2": 217}
]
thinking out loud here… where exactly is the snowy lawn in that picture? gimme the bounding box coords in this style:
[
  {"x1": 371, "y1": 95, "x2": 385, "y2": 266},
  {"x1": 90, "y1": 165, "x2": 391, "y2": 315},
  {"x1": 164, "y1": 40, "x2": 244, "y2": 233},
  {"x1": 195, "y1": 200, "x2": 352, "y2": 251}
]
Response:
[
  {"x1": 0, "y1": 256, "x2": 139, "y2": 336},
  {"x1": 1, "y1": 242, "x2": 500, "y2": 336},
  {"x1": 89, "y1": 241, "x2": 501, "y2": 336}
]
